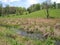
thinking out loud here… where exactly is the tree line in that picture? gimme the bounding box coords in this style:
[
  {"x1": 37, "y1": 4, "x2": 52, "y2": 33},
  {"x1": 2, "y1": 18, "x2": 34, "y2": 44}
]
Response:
[
  {"x1": 0, "y1": 2, "x2": 60, "y2": 16},
  {"x1": 0, "y1": 4, "x2": 27, "y2": 16}
]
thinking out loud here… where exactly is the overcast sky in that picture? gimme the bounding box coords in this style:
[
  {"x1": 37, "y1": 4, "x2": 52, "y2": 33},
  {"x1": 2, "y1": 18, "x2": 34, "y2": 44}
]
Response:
[{"x1": 0, "y1": 0, "x2": 60, "y2": 8}]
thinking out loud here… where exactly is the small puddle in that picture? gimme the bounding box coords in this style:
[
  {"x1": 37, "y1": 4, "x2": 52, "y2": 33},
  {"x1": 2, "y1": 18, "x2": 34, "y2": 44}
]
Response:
[{"x1": 17, "y1": 30, "x2": 44, "y2": 40}]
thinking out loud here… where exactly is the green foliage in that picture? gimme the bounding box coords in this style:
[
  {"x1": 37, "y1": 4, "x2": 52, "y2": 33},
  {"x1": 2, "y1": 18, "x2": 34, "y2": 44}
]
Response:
[
  {"x1": 53, "y1": 2, "x2": 56, "y2": 9},
  {"x1": 0, "y1": 3, "x2": 2, "y2": 16},
  {"x1": 27, "y1": 3, "x2": 40, "y2": 13},
  {"x1": 16, "y1": 7, "x2": 26, "y2": 15},
  {"x1": 0, "y1": 3, "x2": 27, "y2": 16},
  {"x1": 44, "y1": 37, "x2": 55, "y2": 45}
]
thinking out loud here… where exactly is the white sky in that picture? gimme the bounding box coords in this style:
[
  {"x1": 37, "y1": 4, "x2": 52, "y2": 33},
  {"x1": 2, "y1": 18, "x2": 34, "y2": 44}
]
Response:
[
  {"x1": 51, "y1": 0, "x2": 60, "y2": 3},
  {"x1": 0, "y1": 0, "x2": 20, "y2": 2},
  {"x1": 27, "y1": 0, "x2": 39, "y2": 5},
  {"x1": 0, "y1": 0, "x2": 60, "y2": 3},
  {"x1": 0, "y1": 0, "x2": 60, "y2": 8}
]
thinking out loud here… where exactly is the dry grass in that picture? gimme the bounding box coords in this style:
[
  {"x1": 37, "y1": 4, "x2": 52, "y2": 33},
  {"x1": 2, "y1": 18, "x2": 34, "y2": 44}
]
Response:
[
  {"x1": 0, "y1": 18, "x2": 58, "y2": 45},
  {"x1": 0, "y1": 18, "x2": 60, "y2": 38}
]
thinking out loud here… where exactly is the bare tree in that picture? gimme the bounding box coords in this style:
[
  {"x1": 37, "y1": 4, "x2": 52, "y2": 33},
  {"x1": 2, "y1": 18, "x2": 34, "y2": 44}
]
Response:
[{"x1": 46, "y1": 0, "x2": 51, "y2": 18}]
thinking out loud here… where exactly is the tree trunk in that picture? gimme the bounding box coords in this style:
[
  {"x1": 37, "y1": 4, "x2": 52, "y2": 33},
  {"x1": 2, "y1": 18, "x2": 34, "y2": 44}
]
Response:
[
  {"x1": 47, "y1": 8, "x2": 49, "y2": 18},
  {"x1": 46, "y1": 4, "x2": 49, "y2": 19}
]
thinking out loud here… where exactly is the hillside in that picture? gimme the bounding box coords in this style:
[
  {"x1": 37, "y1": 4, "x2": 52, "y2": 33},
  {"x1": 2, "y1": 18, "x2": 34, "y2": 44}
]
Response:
[{"x1": 2, "y1": 9, "x2": 60, "y2": 18}]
